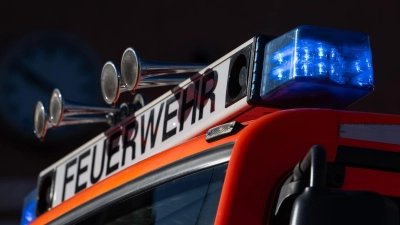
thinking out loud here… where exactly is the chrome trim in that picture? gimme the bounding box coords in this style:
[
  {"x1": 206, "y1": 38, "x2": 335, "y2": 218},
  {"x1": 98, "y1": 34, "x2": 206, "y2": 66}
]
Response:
[{"x1": 48, "y1": 142, "x2": 234, "y2": 225}]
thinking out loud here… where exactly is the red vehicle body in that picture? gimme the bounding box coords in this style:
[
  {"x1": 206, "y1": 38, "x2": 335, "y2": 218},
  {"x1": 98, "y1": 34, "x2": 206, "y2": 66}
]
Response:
[
  {"x1": 28, "y1": 108, "x2": 400, "y2": 224},
  {"x1": 24, "y1": 25, "x2": 400, "y2": 225}
]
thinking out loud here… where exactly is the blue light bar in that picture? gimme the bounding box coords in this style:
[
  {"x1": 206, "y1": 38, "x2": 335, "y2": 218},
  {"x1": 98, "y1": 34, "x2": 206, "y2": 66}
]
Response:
[
  {"x1": 20, "y1": 189, "x2": 37, "y2": 225},
  {"x1": 248, "y1": 25, "x2": 374, "y2": 109}
]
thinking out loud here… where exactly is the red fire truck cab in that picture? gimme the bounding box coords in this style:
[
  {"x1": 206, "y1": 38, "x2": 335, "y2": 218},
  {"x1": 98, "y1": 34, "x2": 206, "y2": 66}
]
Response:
[{"x1": 21, "y1": 25, "x2": 400, "y2": 225}]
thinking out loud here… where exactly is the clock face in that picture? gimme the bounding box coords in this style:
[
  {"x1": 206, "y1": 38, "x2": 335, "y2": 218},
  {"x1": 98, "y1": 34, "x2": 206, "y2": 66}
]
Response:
[{"x1": 0, "y1": 30, "x2": 104, "y2": 143}]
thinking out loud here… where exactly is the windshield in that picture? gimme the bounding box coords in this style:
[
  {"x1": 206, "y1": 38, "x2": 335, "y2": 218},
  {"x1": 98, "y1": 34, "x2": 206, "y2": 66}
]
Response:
[{"x1": 76, "y1": 163, "x2": 228, "y2": 225}]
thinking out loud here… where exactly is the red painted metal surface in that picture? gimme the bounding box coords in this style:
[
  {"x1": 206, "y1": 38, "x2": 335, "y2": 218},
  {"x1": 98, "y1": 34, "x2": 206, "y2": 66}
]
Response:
[
  {"x1": 215, "y1": 109, "x2": 339, "y2": 225},
  {"x1": 32, "y1": 108, "x2": 400, "y2": 225}
]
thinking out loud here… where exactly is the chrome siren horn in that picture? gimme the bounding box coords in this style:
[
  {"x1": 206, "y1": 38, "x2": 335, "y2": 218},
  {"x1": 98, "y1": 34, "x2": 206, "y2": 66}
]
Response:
[
  {"x1": 101, "y1": 61, "x2": 127, "y2": 106},
  {"x1": 34, "y1": 101, "x2": 114, "y2": 141},
  {"x1": 48, "y1": 88, "x2": 121, "y2": 129},
  {"x1": 121, "y1": 47, "x2": 207, "y2": 92},
  {"x1": 33, "y1": 101, "x2": 51, "y2": 140},
  {"x1": 101, "y1": 48, "x2": 207, "y2": 105}
]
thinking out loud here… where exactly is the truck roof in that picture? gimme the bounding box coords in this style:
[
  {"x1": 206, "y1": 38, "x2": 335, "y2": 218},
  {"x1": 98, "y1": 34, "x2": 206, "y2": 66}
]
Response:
[{"x1": 31, "y1": 108, "x2": 400, "y2": 224}]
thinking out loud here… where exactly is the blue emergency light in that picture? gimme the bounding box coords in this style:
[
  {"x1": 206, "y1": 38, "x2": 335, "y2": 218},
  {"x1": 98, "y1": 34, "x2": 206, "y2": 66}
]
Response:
[
  {"x1": 248, "y1": 25, "x2": 374, "y2": 109},
  {"x1": 20, "y1": 189, "x2": 36, "y2": 225}
]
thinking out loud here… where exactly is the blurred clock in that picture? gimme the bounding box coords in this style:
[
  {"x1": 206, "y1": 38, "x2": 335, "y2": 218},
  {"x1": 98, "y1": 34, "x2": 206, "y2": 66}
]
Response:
[{"x1": 0, "y1": 30, "x2": 104, "y2": 144}]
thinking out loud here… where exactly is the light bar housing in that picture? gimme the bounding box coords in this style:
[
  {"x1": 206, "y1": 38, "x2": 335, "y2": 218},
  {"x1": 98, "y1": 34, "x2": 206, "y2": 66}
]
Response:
[{"x1": 247, "y1": 25, "x2": 374, "y2": 109}]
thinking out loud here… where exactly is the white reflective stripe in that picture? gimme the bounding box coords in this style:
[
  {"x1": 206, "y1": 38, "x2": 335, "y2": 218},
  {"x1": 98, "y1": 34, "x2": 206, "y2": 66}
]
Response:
[
  {"x1": 50, "y1": 58, "x2": 252, "y2": 207},
  {"x1": 339, "y1": 124, "x2": 400, "y2": 145},
  {"x1": 40, "y1": 38, "x2": 255, "y2": 208},
  {"x1": 39, "y1": 132, "x2": 106, "y2": 177},
  {"x1": 40, "y1": 38, "x2": 254, "y2": 178}
]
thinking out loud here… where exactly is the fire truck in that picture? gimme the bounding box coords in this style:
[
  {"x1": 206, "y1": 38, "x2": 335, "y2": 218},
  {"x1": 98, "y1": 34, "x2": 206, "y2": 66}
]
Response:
[{"x1": 21, "y1": 25, "x2": 400, "y2": 225}]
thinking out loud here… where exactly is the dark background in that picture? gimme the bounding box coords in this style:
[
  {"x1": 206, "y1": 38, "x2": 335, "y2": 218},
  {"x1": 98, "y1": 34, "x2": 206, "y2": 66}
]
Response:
[{"x1": 0, "y1": 0, "x2": 399, "y2": 224}]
